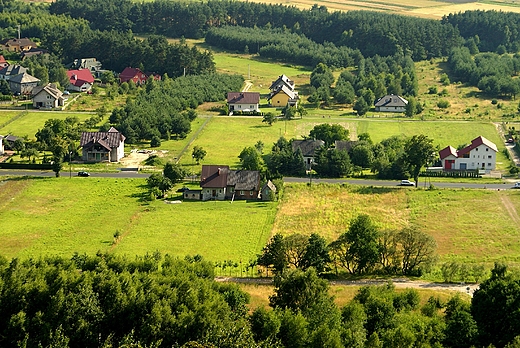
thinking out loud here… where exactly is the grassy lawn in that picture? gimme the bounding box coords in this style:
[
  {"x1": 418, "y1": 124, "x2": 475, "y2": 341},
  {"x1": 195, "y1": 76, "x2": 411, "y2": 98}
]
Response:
[
  {"x1": 274, "y1": 183, "x2": 520, "y2": 267},
  {"x1": 0, "y1": 177, "x2": 277, "y2": 263}
]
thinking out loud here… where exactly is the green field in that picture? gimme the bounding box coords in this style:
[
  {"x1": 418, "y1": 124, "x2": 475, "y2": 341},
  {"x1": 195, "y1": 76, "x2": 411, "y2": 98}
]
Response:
[{"x1": 0, "y1": 177, "x2": 276, "y2": 263}]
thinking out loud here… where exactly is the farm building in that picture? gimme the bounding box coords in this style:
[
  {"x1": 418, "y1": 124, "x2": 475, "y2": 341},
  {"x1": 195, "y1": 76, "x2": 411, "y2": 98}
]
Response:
[{"x1": 439, "y1": 136, "x2": 498, "y2": 173}]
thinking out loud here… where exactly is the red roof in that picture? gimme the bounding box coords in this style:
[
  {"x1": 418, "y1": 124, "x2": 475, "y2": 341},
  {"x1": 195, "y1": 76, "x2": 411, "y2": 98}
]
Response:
[
  {"x1": 439, "y1": 146, "x2": 457, "y2": 160},
  {"x1": 457, "y1": 136, "x2": 497, "y2": 157},
  {"x1": 119, "y1": 67, "x2": 145, "y2": 83},
  {"x1": 227, "y1": 92, "x2": 260, "y2": 104},
  {"x1": 0, "y1": 55, "x2": 7, "y2": 65},
  {"x1": 67, "y1": 69, "x2": 94, "y2": 85}
]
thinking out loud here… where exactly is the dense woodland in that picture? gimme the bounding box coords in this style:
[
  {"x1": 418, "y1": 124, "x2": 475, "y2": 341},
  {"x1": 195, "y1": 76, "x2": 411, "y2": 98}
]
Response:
[{"x1": 0, "y1": 254, "x2": 519, "y2": 348}]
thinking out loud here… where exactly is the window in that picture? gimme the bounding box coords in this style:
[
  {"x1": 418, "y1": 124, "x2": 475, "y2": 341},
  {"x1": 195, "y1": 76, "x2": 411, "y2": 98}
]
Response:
[
  {"x1": 219, "y1": 189, "x2": 221, "y2": 193},
  {"x1": 250, "y1": 191, "x2": 254, "y2": 195},
  {"x1": 488, "y1": 163, "x2": 492, "y2": 166},
  {"x1": 488, "y1": 155, "x2": 492, "y2": 159},
  {"x1": 238, "y1": 105, "x2": 241, "y2": 109},
  {"x1": 462, "y1": 154, "x2": 470, "y2": 158},
  {"x1": 475, "y1": 148, "x2": 478, "y2": 151},
  {"x1": 240, "y1": 190, "x2": 244, "y2": 195},
  {"x1": 486, "y1": 148, "x2": 489, "y2": 151},
  {"x1": 230, "y1": 187, "x2": 234, "y2": 193}
]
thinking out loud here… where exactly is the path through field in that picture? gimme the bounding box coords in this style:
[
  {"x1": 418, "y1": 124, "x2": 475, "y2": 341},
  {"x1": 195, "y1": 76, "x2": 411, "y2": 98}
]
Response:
[
  {"x1": 500, "y1": 193, "x2": 520, "y2": 225},
  {"x1": 216, "y1": 277, "x2": 479, "y2": 297}
]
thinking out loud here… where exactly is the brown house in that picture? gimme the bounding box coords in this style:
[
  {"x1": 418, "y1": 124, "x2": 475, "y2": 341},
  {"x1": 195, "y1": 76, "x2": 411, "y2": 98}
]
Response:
[
  {"x1": 0, "y1": 38, "x2": 37, "y2": 52},
  {"x1": 199, "y1": 165, "x2": 260, "y2": 201},
  {"x1": 80, "y1": 127, "x2": 126, "y2": 162}
]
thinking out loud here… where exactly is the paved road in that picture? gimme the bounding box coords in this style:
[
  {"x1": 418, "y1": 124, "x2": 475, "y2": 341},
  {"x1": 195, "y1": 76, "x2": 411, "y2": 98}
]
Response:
[{"x1": 1, "y1": 170, "x2": 517, "y2": 190}]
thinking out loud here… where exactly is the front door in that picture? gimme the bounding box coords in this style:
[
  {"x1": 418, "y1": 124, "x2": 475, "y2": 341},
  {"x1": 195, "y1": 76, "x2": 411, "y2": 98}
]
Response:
[
  {"x1": 445, "y1": 160, "x2": 452, "y2": 170},
  {"x1": 212, "y1": 189, "x2": 216, "y2": 197}
]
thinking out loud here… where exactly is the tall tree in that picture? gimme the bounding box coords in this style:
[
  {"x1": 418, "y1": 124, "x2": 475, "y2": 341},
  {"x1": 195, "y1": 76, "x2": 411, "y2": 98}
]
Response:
[
  {"x1": 402, "y1": 134, "x2": 435, "y2": 187},
  {"x1": 238, "y1": 146, "x2": 264, "y2": 171},
  {"x1": 343, "y1": 214, "x2": 380, "y2": 274}
]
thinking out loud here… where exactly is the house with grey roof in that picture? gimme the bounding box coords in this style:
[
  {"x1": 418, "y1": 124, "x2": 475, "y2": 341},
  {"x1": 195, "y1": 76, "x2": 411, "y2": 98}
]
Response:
[
  {"x1": 79, "y1": 127, "x2": 126, "y2": 162},
  {"x1": 9, "y1": 72, "x2": 39, "y2": 95},
  {"x1": 199, "y1": 165, "x2": 260, "y2": 201},
  {"x1": 269, "y1": 75, "x2": 295, "y2": 92},
  {"x1": 0, "y1": 65, "x2": 27, "y2": 81},
  {"x1": 32, "y1": 84, "x2": 64, "y2": 109},
  {"x1": 374, "y1": 94, "x2": 408, "y2": 112},
  {"x1": 292, "y1": 139, "x2": 325, "y2": 170}
]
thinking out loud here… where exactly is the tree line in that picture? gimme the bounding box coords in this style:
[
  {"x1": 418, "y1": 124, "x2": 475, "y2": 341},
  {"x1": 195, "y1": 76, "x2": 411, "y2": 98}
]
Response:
[{"x1": 1, "y1": 252, "x2": 520, "y2": 347}]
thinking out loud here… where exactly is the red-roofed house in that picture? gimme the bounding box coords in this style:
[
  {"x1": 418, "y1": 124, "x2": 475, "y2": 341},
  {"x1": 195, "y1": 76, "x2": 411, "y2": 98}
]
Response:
[
  {"x1": 67, "y1": 69, "x2": 94, "y2": 92},
  {"x1": 227, "y1": 92, "x2": 260, "y2": 114},
  {"x1": 119, "y1": 67, "x2": 160, "y2": 85},
  {"x1": 439, "y1": 136, "x2": 498, "y2": 172},
  {"x1": 0, "y1": 55, "x2": 8, "y2": 69}
]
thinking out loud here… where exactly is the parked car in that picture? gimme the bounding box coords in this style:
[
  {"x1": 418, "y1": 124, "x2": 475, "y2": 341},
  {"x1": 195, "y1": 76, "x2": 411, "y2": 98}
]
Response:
[
  {"x1": 399, "y1": 179, "x2": 415, "y2": 186},
  {"x1": 176, "y1": 186, "x2": 190, "y2": 193},
  {"x1": 512, "y1": 182, "x2": 520, "y2": 189},
  {"x1": 77, "y1": 171, "x2": 90, "y2": 177},
  {"x1": 63, "y1": 90, "x2": 70, "y2": 95}
]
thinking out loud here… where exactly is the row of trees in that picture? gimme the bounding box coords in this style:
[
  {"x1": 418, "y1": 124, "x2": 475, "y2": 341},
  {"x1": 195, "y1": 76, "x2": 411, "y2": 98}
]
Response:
[
  {"x1": 1, "y1": 251, "x2": 519, "y2": 348},
  {"x1": 258, "y1": 214, "x2": 437, "y2": 277}
]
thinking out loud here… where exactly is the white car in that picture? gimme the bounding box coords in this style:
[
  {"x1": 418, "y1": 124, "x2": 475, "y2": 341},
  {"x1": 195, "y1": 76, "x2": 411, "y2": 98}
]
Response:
[
  {"x1": 512, "y1": 182, "x2": 520, "y2": 189},
  {"x1": 400, "y1": 179, "x2": 415, "y2": 186}
]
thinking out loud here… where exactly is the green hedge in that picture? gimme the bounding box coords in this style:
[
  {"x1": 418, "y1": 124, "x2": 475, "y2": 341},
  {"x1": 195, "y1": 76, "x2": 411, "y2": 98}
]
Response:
[{"x1": 0, "y1": 163, "x2": 52, "y2": 170}]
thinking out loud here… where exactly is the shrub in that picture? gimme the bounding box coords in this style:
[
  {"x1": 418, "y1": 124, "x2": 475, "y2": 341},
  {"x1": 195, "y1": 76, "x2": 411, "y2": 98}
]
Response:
[
  {"x1": 491, "y1": 99, "x2": 498, "y2": 105},
  {"x1": 437, "y1": 99, "x2": 450, "y2": 109},
  {"x1": 428, "y1": 86, "x2": 438, "y2": 94}
]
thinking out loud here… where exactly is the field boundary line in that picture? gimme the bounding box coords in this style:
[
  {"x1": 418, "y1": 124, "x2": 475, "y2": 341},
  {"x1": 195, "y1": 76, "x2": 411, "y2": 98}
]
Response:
[
  {"x1": 175, "y1": 115, "x2": 213, "y2": 163},
  {"x1": 0, "y1": 111, "x2": 28, "y2": 130}
]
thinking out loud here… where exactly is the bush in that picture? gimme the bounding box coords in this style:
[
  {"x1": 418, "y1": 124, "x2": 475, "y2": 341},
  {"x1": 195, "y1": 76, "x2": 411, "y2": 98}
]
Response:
[
  {"x1": 150, "y1": 135, "x2": 161, "y2": 148},
  {"x1": 491, "y1": 99, "x2": 498, "y2": 105},
  {"x1": 437, "y1": 99, "x2": 450, "y2": 109},
  {"x1": 428, "y1": 86, "x2": 437, "y2": 94},
  {"x1": 144, "y1": 155, "x2": 164, "y2": 166}
]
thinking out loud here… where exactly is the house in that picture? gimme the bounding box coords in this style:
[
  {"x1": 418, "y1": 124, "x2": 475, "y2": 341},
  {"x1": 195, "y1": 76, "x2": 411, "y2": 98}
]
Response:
[
  {"x1": 79, "y1": 127, "x2": 126, "y2": 162},
  {"x1": 267, "y1": 84, "x2": 299, "y2": 108},
  {"x1": 68, "y1": 58, "x2": 102, "y2": 75},
  {"x1": 227, "y1": 92, "x2": 260, "y2": 114},
  {"x1": 226, "y1": 169, "x2": 260, "y2": 200},
  {"x1": 0, "y1": 135, "x2": 4, "y2": 155},
  {"x1": 32, "y1": 84, "x2": 65, "y2": 109},
  {"x1": 439, "y1": 136, "x2": 498, "y2": 172},
  {"x1": 21, "y1": 47, "x2": 48, "y2": 61},
  {"x1": 261, "y1": 180, "x2": 277, "y2": 201},
  {"x1": 0, "y1": 55, "x2": 8, "y2": 69},
  {"x1": 292, "y1": 139, "x2": 325, "y2": 170},
  {"x1": 119, "y1": 67, "x2": 160, "y2": 85},
  {"x1": 183, "y1": 190, "x2": 202, "y2": 200},
  {"x1": 9, "y1": 72, "x2": 39, "y2": 95},
  {"x1": 67, "y1": 69, "x2": 94, "y2": 92},
  {"x1": 0, "y1": 65, "x2": 27, "y2": 81},
  {"x1": 374, "y1": 94, "x2": 408, "y2": 112},
  {"x1": 269, "y1": 74, "x2": 295, "y2": 92},
  {"x1": 334, "y1": 140, "x2": 358, "y2": 153},
  {"x1": 199, "y1": 165, "x2": 260, "y2": 201},
  {"x1": 0, "y1": 38, "x2": 37, "y2": 52}
]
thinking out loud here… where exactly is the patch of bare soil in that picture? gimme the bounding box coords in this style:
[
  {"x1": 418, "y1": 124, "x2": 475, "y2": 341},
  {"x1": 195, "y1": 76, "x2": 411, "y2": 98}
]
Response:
[
  {"x1": 119, "y1": 150, "x2": 168, "y2": 168},
  {"x1": 500, "y1": 193, "x2": 520, "y2": 225}
]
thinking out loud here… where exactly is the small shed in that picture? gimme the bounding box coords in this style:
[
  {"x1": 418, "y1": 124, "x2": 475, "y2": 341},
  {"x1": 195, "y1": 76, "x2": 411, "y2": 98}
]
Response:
[{"x1": 261, "y1": 180, "x2": 277, "y2": 201}]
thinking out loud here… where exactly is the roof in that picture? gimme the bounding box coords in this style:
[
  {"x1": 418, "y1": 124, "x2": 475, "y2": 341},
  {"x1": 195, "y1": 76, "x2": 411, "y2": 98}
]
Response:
[
  {"x1": 21, "y1": 48, "x2": 48, "y2": 60},
  {"x1": 268, "y1": 84, "x2": 298, "y2": 100},
  {"x1": 67, "y1": 69, "x2": 95, "y2": 85},
  {"x1": 335, "y1": 140, "x2": 358, "y2": 152},
  {"x1": 262, "y1": 180, "x2": 277, "y2": 193},
  {"x1": 457, "y1": 136, "x2": 498, "y2": 156},
  {"x1": 69, "y1": 58, "x2": 102, "y2": 71},
  {"x1": 374, "y1": 94, "x2": 408, "y2": 107},
  {"x1": 32, "y1": 83, "x2": 63, "y2": 99},
  {"x1": 0, "y1": 37, "x2": 37, "y2": 48},
  {"x1": 5, "y1": 135, "x2": 19, "y2": 142},
  {"x1": 227, "y1": 170, "x2": 260, "y2": 190},
  {"x1": 0, "y1": 65, "x2": 27, "y2": 77},
  {"x1": 80, "y1": 127, "x2": 126, "y2": 149},
  {"x1": 292, "y1": 139, "x2": 325, "y2": 157},
  {"x1": 200, "y1": 165, "x2": 230, "y2": 188},
  {"x1": 9, "y1": 72, "x2": 39, "y2": 84},
  {"x1": 227, "y1": 92, "x2": 260, "y2": 104},
  {"x1": 439, "y1": 146, "x2": 457, "y2": 160},
  {"x1": 0, "y1": 55, "x2": 7, "y2": 65},
  {"x1": 269, "y1": 75, "x2": 294, "y2": 91},
  {"x1": 119, "y1": 67, "x2": 146, "y2": 83}
]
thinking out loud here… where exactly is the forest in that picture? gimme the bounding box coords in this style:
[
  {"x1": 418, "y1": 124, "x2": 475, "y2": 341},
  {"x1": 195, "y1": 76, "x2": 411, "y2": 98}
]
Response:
[{"x1": 0, "y1": 253, "x2": 519, "y2": 348}]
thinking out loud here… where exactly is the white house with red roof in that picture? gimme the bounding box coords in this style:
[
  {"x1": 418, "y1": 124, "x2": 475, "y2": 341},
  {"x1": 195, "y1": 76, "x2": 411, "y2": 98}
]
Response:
[
  {"x1": 439, "y1": 136, "x2": 498, "y2": 172},
  {"x1": 67, "y1": 69, "x2": 94, "y2": 92}
]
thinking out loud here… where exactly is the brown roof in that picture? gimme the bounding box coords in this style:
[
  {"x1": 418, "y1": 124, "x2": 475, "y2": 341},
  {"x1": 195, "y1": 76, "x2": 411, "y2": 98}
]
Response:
[
  {"x1": 227, "y1": 92, "x2": 260, "y2": 104},
  {"x1": 227, "y1": 170, "x2": 260, "y2": 190},
  {"x1": 334, "y1": 140, "x2": 358, "y2": 152},
  {"x1": 292, "y1": 139, "x2": 325, "y2": 157},
  {"x1": 457, "y1": 136, "x2": 497, "y2": 156},
  {"x1": 200, "y1": 165, "x2": 229, "y2": 188},
  {"x1": 439, "y1": 146, "x2": 457, "y2": 160},
  {"x1": 80, "y1": 127, "x2": 125, "y2": 149}
]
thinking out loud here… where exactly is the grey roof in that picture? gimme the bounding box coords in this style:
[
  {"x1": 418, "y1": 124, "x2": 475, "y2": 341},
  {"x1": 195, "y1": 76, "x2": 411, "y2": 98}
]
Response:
[
  {"x1": 32, "y1": 83, "x2": 63, "y2": 99},
  {"x1": 267, "y1": 84, "x2": 299, "y2": 101},
  {"x1": 374, "y1": 94, "x2": 408, "y2": 107},
  {"x1": 227, "y1": 92, "x2": 260, "y2": 104},
  {"x1": 292, "y1": 139, "x2": 325, "y2": 157},
  {"x1": 269, "y1": 74, "x2": 295, "y2": 91},
  {"x1": 227, "y1": 170, "x2": 260, "y2": 191},
  {"x1": 5, "y1": 135, "x2": 19, "y2": 142},
  {"x1": 334, "y1": 140, "x2": 358, "y2": 152},
  {"x1": 262, "y1": 180, "x2": 277, "y2": 193},
  {"x1": 201, "y1": 165, "x2": 230, "y2": 188},
  {"x1": 80, "y1": 127, "x2": 125, "y2": 149},
  {"x1": 0, "y1": 65, "x2": 27, "y2": 77},
  {"x1": 9, "y1": 72, "x2": 39, "y2": 84}
]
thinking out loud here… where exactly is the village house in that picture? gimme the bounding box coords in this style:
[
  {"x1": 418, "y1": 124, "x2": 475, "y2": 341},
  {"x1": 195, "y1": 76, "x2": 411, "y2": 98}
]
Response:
[
  {"x1": 68, "y1": 58, "x2": 103, "y2": 76},
  {"x1": 67, "y1": 69, "x2": 95, "y2": 92},
  {"x1": 9, "y1": 72, "x2": 39, "y2": 95},
  {"x1": 269, "y1": 74, "x2": 295, "y2": 91},
  {"x1": 79, "y1": 127, "x2": 126, "y2": 162},
  {"x1": 119, "y1": 67, "x2": 160, "y2": 85},
  {"x1": 292, "y1": 139, "x2": 325, "y2": 170},
  {"x1": 439, "y1": 136, "x2": 498, "y2": 173},
  {"x1": 374, "y1": 94, "x2": 408, "y2": 112},
  {"x1": 32, "y1": 84, "x2": 65, "y2": 109},
  {"x1": 0, "y1": 65, "x2": 27, "y2": 81},
  {"x1": 227, "y1": 92, "x2": 260, "y2": 114},
  {"x1": 21, "y1": 47, "x2": 48, "y2": 61},
  {"x1": 0, "y1": 37, "x2": 37, "y2": 52},
  {"x1": 199, "y1": 165, "x2": 260, "y2": 201},
  {"x1": 268, "y1": 74, "x2": 298, "y2": 107},
  {"x1": 261, "y1": 180, "x2": 277, "y2": 201}
]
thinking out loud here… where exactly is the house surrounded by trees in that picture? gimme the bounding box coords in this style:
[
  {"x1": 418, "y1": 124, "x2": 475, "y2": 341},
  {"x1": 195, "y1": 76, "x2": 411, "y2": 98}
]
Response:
[
  {"x1": 292, "y1": 139, "x2": 325, "y2": 170},
  {"x1": 374, "y1": 94, "x2": 408, "y2": 112},
  {"x1": 80, "y1": 127, "x2": 126, "y2": 162}
]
